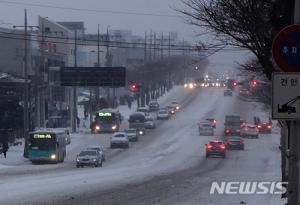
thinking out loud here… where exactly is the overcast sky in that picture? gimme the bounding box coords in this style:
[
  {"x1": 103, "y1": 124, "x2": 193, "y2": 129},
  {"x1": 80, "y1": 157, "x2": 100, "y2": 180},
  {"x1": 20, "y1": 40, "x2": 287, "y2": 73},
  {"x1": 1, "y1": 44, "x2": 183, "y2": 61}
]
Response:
[
  {"x1": 0, "y1": 0, "x2": 252, "y2": 66},
  {"x1": 0, "y1": 0, "x2": 198, "y2": 40}
]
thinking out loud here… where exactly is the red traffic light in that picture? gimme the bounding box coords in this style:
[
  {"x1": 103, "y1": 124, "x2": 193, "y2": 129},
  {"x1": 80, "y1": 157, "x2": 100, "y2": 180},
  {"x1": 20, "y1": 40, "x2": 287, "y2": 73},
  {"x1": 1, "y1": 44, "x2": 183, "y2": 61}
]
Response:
[
  {"x1": 130, "y1": 83, "x2": 138, "y2": 92},
  {"x1": 233, "y1": 81, "x2": 237, "y2": 86}
]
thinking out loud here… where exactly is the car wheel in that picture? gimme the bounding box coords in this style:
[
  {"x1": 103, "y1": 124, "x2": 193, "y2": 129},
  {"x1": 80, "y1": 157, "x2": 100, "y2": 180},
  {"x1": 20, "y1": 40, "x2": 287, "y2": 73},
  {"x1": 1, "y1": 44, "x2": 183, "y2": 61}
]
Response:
[
  {"x1": 76, "y1": 164, "x2": 80, "y2": 168},
  {"x1": 95, "y1": 162, "x2": 99, "y2": 167}
]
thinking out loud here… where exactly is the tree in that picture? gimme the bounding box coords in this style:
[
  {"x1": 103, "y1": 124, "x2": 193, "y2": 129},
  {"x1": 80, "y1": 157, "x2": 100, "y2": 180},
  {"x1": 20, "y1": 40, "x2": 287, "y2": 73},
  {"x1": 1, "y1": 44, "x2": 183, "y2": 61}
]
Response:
[{"x1": 178, "y1": 0, "x2": 278, "y2": 79}]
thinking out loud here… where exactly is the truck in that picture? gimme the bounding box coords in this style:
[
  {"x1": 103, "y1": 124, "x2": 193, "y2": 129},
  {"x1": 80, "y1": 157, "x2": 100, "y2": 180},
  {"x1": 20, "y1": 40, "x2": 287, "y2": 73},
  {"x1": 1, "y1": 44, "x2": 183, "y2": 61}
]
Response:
[
  {"x1": 224, "y1": 115, "x2": 241, "y2": 136},
  {"x1": 128, "y1": 112, "x2": 146, "y2": 135}
]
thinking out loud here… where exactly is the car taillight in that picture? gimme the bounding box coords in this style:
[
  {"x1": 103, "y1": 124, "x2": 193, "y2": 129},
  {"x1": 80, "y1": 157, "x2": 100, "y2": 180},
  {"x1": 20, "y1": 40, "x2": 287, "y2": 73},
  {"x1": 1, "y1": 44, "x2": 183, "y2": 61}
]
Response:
[
  {"x1": 267, "y1": 125, "x2": 272, "y2": 129},
  {"x1": 213, "y1": 119, "x2": 217, "y2": 124},
  {"x1": 220, "y1": 145, "x2": 226, "y2": 149},
  {"x1": 206, "y1": 144, "x2": 213, "y2": 149},
  {"x1": 225, "y1": 129, "x2": 230, "y2": 133},
  {"x1": 257, "y1": 125, "x2": 262, "y2": 129}
]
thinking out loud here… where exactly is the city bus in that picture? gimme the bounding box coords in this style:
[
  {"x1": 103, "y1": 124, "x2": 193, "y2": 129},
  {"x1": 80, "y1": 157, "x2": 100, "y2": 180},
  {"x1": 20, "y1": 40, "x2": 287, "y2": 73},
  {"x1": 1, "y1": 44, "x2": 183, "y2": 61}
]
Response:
[
  {"x1": 28, "y1": 129, "x2": 67, "y2": 163},
  {"x1": 90, "y1": 109, "x2": 122, "y2": 133}
]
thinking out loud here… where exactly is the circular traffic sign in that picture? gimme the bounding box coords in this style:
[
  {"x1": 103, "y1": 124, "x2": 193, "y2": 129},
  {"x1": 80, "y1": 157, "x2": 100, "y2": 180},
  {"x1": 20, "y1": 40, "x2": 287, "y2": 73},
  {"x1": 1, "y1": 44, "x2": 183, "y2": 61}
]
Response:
[{"x1": 272, "y1": 24, "x2": 300, "y2": 72}]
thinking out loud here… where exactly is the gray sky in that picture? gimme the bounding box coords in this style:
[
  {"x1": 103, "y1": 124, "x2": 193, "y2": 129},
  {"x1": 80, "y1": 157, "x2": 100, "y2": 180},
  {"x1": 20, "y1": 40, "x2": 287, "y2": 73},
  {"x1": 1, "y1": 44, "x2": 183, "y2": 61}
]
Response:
[
  {"x1": 0, "y1": 0, "x2": 198, "y2": 40},
  {"x1": 0, "y1": 0, "x2": 252, "y2": 66}
]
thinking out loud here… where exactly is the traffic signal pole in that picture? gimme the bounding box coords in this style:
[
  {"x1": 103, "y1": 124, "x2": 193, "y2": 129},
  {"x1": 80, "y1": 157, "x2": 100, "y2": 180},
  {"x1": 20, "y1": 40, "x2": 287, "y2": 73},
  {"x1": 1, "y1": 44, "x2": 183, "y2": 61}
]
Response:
[{"x1": 288, "y1": 1, "x2": 300, "y2": 204}]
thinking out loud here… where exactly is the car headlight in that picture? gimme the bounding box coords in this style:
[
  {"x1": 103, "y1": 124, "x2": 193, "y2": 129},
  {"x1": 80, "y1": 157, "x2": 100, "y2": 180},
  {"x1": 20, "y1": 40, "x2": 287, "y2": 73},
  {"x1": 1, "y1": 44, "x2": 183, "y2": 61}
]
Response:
[
  {"x1": 112, "y1": 125, "x2": 117, "y2": 130},
  {"x1": 139, "y1": 131, "x2": 144, "y2": 135},
  {"x1": 51, "y1": 154, "x2": 56, "y2": 160},
  {"x1": 76, "y1": 158, "x2": 80, "y2": 162},
  {"x1": 189, "y1": 83, "x2": 194, "y2": 88},
  {"x1": 93, "y1": 158, "x2": 97, "y2": 162},
  {"x1": 95, "y1": 125, "x2": 100, "y2": 130},
  {"x1": 176, "y1": 106, "x2": 179, "y2": 110},
  {"x1": 184, "y1": 83, "x2": 188, "y2": 88}
]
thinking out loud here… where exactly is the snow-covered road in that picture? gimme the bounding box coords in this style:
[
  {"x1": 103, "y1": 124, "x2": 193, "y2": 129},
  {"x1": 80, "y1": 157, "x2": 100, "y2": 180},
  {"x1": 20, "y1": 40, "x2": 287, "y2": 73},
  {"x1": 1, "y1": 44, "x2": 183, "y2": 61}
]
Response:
[{"x1": 0, "y1": 86, "x2": 285, "y2": 205}]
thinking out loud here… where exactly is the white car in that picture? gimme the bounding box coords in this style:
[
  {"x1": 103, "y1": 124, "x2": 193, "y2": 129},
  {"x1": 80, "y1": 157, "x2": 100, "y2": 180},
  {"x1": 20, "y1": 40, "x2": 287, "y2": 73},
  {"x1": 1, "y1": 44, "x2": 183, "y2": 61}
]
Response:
[
  {"x1": 137, "y1": 107, "x2": 149, "y2": 114},
  {"x1": 198, "y1": 121, "x2": 214, "y2": 136},
  {"x1": 86, "y1": 146, "x2": 106, "y2": 162},
  {"x1": 241, "y1": 124, "x2": 259, "y2": 138},
  {"x1": 145, "y1": 117, "x2": 156, "y2": 129},
  {"x1": 110, "y1": 132, "x2": 130, "y2": 148},
  {"x1": 125, "y1": 128, "x2": 139, "y2": 142},
  {"x1": 170, "y1": 101, "x2": 180, "y2": 111},
  {"x1": 157, "y1": 109, "x2": 170, "y2": 120}
]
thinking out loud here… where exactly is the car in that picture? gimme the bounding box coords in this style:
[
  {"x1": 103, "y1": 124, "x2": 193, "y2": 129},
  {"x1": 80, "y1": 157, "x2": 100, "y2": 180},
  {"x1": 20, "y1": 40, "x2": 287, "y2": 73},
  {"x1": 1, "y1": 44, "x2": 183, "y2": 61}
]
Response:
[
  {"x1": 148, "y1": 100, "x2": 159, "y2": 111},
  {"x1": 239, "y1": 88, "x2": 250, "y2": 96},
  {"x1": 205, "y1": 140, "x2": 226, "y2": 158},
  {"x1": 206, "y1": 118, "x2": 217, "y2": 128},
  {"x1": 167, "y1": 105, "x2": 176, "y2": 115},
  {"x1": 110, "y1": 132, "x2": 130, "y2": 148},
  {"x1": 137, "y1": 107, "x2": 149, "y2": 114},
  {"x1": 241, "y1": 124, "x2": 259, "y2": 138},
  {"x1": 76, "y1": 150, "x2": 102, "y2": 168},
  {"x1": 224, "y1": 89, "x2": 232, "y2": 96},
  {"x1": 198, "y1": 121, "x2": 214, "y2": 136},
  {"x1": 170, "y1": 101, "x2": 180, "y2": 111},
  {"x1": 157, "y1": 109, "x2": 170, "y2": 120},
  {"x1": 254, "y1": 116, "x2": 272, "y2": 134},
  {"x1": 86, "y1": 146, "x2": 106, "y2": 162},
  {"x1": 125, "y1": 128, "x2": 139, "y2": 142},
  {"x1": 145, "y1": 117, "x2": 156, "y2": 129},
  {"x1": 225, "y1": 136, "x2": 244, "y2": 150}
]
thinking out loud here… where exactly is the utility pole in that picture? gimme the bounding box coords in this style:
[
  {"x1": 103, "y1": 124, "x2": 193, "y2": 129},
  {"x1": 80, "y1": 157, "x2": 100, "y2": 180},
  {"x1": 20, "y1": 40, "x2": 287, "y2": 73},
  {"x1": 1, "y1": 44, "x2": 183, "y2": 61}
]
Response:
[
  {"x1": 40, "y1": 18, "x2": 46, "y2": 128},
  {"x1": 153, "y1": 32, "x2": 156, "y2": 59},
  {"x1": 161, "y1": 32, "x2": 164, "y2": 59},
  {"x1": 168, "y1": 32, "x2": 171, "y2": 57},
  {"x1": 23, "y1": 9, "x2": 29, "y2": 156},
  {"x1": 106, "y1": 26, "x2": 111, "y2": 106},
  {"x1": 288, "y1": 2, "x2": 300, "y2": 204},
  {"x1": 72, "y1": 29, "x2": 78, "y2": 132}
]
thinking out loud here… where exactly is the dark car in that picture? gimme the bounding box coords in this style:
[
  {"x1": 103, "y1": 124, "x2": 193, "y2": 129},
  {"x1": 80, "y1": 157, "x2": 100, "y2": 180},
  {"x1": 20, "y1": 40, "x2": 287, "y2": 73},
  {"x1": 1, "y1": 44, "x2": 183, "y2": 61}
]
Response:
[
  {"x1": 225, "y1": 136, "x2": 244, "y2": 150},
  {"x1": 76, "y1": 150, "x2": 102, "y2": 168},
  {"x1": 224, "y1": 89, "x2": 232, "y2": 96},
  {"x1": 254, "y1": 116, "x2": 272, "y2": 134},
  {"x1": 205, "y1": 140, "x2": 226, "y2": 158}
]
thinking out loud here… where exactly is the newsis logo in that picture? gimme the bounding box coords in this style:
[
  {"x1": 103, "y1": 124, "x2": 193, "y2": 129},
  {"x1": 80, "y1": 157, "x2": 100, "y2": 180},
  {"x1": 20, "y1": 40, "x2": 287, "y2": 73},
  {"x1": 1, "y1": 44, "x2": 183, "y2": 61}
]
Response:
[{"x1": 210, "y1": 181, "x2": 288, "y2": 195}]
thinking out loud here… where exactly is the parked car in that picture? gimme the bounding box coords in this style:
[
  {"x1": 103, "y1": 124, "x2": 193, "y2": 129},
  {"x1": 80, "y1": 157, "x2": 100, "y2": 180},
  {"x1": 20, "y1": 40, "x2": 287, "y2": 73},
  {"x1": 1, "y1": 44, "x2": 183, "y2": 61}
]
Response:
[
  {"x1": 198, "y1": 121, "x2": 214, "y2": 136},
  {"x1": 110, "y1": 132, "x2": 130, "y2": 148},
  {"x1": 145, "y1": 117, "x2": 156, "y2": 129},
  {"x1": 86, "y1": 145, "x2": 106, "y2": 161},
  {"x1": 148, "y1": 100, "x2": 159, "y2": 111},
  {"x1": 125, "y1": 128, "x2": 138, "y2": 142},
  {"x1": 76, "y1": 150, "x2": 102, "y2": 168}
]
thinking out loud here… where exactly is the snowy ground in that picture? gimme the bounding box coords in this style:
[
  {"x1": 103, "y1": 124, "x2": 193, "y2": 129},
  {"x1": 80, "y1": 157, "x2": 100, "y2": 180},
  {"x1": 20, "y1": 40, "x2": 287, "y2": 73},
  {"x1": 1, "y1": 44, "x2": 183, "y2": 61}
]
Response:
[{"x1": 0, "y1": 86, "x2": 286, "y2": 205}]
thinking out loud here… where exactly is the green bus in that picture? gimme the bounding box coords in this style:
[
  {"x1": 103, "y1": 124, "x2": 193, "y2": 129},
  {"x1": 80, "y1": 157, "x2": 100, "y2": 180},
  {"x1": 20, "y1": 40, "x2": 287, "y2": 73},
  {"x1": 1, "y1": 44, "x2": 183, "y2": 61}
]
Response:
[{"x1": 28, "y1": 129, "x2": 67, "y2": 163}]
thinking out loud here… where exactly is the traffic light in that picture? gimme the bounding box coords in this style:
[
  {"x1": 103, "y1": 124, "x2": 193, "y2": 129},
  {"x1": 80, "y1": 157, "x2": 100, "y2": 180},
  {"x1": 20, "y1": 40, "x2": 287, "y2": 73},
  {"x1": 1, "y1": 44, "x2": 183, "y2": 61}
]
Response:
[
  {"x1": 250, "y1": 80, "x2": 257, "y2": 88},
  {"x1": 129, "y1": 83, "x2": 138, "y2": 92}
]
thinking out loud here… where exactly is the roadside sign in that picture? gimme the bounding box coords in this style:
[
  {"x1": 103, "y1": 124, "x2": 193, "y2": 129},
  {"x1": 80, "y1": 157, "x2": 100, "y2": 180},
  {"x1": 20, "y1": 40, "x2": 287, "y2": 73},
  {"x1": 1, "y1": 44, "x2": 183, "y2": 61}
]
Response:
[
  {"x1": 60, "y1": 67, "x2": 126, "y2": 87},
  {"x1": 272, "y1": 73, "x2": 300, "y2": 119},
  {"x1": 272, "y1": 24, "x2": 300, "y2": 72}
]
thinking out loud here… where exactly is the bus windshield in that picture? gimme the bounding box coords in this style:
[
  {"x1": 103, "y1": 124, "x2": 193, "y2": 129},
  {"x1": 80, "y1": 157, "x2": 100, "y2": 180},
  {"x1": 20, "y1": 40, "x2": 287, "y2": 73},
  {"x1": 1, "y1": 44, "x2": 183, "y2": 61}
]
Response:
[{"x1": 29, "y1": 133, "x2": 56, "y2": 150}]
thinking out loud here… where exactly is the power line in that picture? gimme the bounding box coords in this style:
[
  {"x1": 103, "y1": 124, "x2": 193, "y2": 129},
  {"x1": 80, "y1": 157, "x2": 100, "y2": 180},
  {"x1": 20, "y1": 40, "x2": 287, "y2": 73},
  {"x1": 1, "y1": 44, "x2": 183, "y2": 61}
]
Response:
[
  {"x1": 0, "y1": 0, "x2": 181, "y2": 18},
  {"x1": 0, "y1": 30, "x2": 249, "y2": 52}
]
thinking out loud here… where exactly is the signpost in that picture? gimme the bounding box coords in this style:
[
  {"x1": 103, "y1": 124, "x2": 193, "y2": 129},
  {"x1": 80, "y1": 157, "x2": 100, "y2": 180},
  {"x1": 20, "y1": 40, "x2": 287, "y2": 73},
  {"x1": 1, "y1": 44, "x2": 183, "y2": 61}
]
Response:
[
  {"x1": 60, "y1": 67, "x2": 126, "y2": 87},
  {"x1": 272, "y1": 24, "x2": 300, "y2": 205}
]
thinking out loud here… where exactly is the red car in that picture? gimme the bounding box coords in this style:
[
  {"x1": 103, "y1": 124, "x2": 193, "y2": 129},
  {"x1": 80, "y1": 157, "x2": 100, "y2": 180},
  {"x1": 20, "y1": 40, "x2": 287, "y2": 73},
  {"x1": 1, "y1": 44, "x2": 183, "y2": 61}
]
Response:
[
  {"x1": 257, "y1": 122, "x2": 272, "y2": 134},
  {"x1": 205, "y1": 140, "x2": 226, "y2": 158}
]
